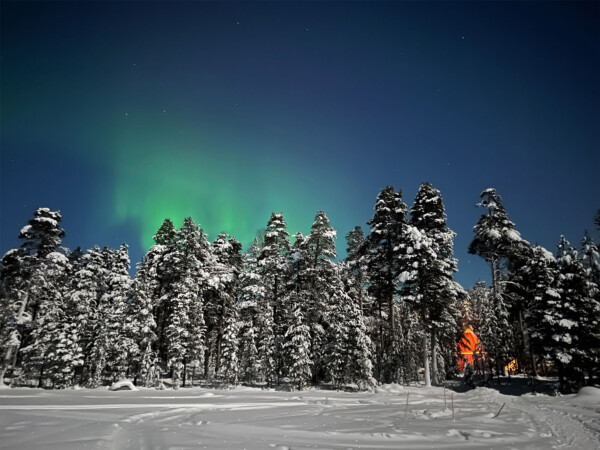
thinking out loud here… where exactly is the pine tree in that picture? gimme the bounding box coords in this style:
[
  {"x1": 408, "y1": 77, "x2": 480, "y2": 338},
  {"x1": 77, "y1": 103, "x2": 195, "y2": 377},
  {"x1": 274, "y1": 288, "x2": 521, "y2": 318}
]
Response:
[
  {"x1": 578, "y1": 231, "x2": 600, "y2": 382},
  {"x1": 468, "y1": 189, "x2": 527, "y2": 379},
  {"x1": 3, "y1": 209, "x2": 69, "y2": 387},
  {"x1": 258, "y1": 213, "x2": 290, "y2": 383},
  {"x1": 327, "y1": 266, "x2": 375, "y2": 389},
  {"x1": 521, "y1": 246, "x2": 560, "y2": 376},
  {"x1": 238, "y1": 241, "x2": 264, "y2": 384},
  {"x1": 304, "y1": 211, "x2": 337, "y2": 384},
  {"x1": 363, "y1": 186, "x2": 408, "y2": 381},
  {"x1": 407, "y1": 182, "x2": 462, "y2": 385},
  {"x1": 344, "y1": 226, "x2": 369, "y2": 315},
  {"x1": 218, "y1": 308, "x2": 240, "y2": 386},
  {"x1": 103, "y1": 244, "x2": 135, "y2": 382},
  {"x1": 127, "y1": 245, "x2": 161, "y2": 387},
  {"x1": 85, "y1": 246, "x2": 132, "y2": 387},
  {"x1": 547, "y1": 237, "x2": 591, "y2": 391},
  {"x1": 164, "y1": 217, "x2": 210, "y2": 387},
  {"x1": 0, "y1": 249, "x2": 29, "y2": 384},
  {"x1": 19, "y1": 252, "x2": 75, "y2": 388},
  {"x1": 208, "y1": 234, "x2": 242, "y2": 380},
  {"x1": 285, "y1": 306, "x2": 312, "y2": 390}
]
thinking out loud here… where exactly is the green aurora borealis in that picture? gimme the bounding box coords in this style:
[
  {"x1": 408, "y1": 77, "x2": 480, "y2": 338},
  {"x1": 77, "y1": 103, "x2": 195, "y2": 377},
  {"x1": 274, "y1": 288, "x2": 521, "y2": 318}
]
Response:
[{"x1": 108, "y1": 111, "x2": 343, "y2": 250}]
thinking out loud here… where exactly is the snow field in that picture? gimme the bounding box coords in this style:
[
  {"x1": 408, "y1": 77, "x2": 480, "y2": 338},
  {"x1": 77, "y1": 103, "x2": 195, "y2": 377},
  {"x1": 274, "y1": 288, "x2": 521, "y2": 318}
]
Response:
[{"x1": 0, "y1": 385, "x2": 598, "y2": 449}]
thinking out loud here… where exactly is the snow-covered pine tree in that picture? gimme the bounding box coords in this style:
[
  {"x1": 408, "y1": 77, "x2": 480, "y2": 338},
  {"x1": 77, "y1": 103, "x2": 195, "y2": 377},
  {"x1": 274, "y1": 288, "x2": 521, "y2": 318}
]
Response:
[
  {"x1": 468, "y1": 189, "x2": 527, "y2": 379},
  {"x1": 545, "y1": 237, "x2": 591, "y2": 391},
  {"x1": 344, "y1": 226, "x2": 370, "y2": 315},
  {"x1": 408, "y1": 182, "x2": 462, "y2": 385},
  {"x1": 102, "y1": 244, "x2": 135, "y2": 382},
  {"x1": 20, "y1": 251, "x2": 80, "y2": 388},
  {"x1": 284, "y1": 305, "x2": 312, "y2": 390},
  {"x1": 218, "y1": 308, "x2": 240, "y2": 386},
  {"x1": 580, "y1": 231, "x2": 600, "y2": 287},
  {"x1": 304, "y1": 211, "x2": 337, "y2": 384},
  {"x1": 0, "y1": 249, "x2": 29, "y2": 384},
  {"x1": 127, "y1": 245, "x2": 162, "y2": 386},
  {"x1": 256, "y1": 304, "x2": 276, "y2": 386},
  {"x1": 205, "y1": 234, "x2": 242, "y2": 383},
  {"x1": 363, "y1": 186, "x2": 408, "y2": 381},
  {"x1": 3, "y1": 209, "x2": 69, "y2": 387},
  {"x1": 237, "y1": 237, "x2": 264, "y2": 384},
  {"x1": 85, "y1": 246, "x2": 133, "y2": 387},
  {"x1": 521, "y1": 246, "x2": 560, "y2": 377},
  {"x1": 258, "y1": 213, "x2": 290, "y2": 384},
  {"x1": 153, "y1": 219, "x2": 177, "y2": 246},
  {"x1": 398, "y1": 224, "x2": 437, "y2": 386},
  {"x1": 165, "y1": 217, "x2": 210, "y2": 387},
  {"x1": 280, "y1": 232, "x2": 309, "y2": 381},
  {"x1": 578, "y1": 231, "x2": 600, "y2": 382},
  {"x1": 151, "y1": 219, "x2": 180, "y2": 364},
  {"x1": 326, "y1": 265, "x2": 375, "y2": 389}
]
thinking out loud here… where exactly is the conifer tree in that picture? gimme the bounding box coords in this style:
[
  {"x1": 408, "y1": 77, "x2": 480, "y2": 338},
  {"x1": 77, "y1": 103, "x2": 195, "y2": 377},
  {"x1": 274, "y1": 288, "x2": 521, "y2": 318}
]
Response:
[
  {"x1": 407, "y1": 183, "x2": 462, "y2": 385},
  {"x1": 164, "y1": 217, "x2": 210, "y2": 387},
  {"x1": 85, "y1": 246, "x2": 132, "y2": 387},
  {"x1": 285, "y1": 306, "x2": 312, "y2": 390},
  {"x1": 344, "y1": 226, "x2": 369, "y2": 315},
  {"x1": 20, "y1": 252, "x2": 79, "y2": 388},
  {"x1": 363, "y1": 186, "x2": 408, "y2": 380},
  {"x1": 304, "y1": 211, "x2": 337, "y2": 383},
  {"x1": 521, "y1": 245, "x2": 560, "y2": 377},
  {"x1": 578, "y1": 231, "x2": 600, "y2": 382},
  {"x1": 3, "y1": 209, "x2": 69, "y2": 387},
  {"x1": 468, "y1": 189, "x2": 527, "y2": 378},
  {"x1": 327, "y1": 266, "x2": 375, "y2": 389},
  {"x1": 102, "y1": 244, "x2": 135, "y2": 382},
  {"x1": 218, "y1": 308, "x2": 240, "y2": 386},
  {"x1": 127, "y1": 245, "x2": 162, "y2": 386},
  {"x1": 238, "y1": 240, "x2": 264, "y2": 384},
  {"x1": 258, "y1": 213, "x2": 290, "y2": 383}
]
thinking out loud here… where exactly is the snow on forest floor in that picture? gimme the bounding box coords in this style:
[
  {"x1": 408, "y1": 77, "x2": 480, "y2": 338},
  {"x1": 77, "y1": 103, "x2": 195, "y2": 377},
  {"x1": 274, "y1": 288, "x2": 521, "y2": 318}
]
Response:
[{"x1": 0, "y1": 381, "x2": 599, "y2": 449}]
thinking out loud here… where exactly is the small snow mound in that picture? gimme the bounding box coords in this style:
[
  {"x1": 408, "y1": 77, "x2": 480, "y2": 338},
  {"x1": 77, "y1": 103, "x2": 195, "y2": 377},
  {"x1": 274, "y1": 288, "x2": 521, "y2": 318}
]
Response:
[
  {"x1": 576, "y1": 386, "x2": 600, "y2": 401},
  {"x1": 109, "y1": 380, "x2": 138, "y2": 391},
  {"x1": 374, "y1": 383, "x2": 404, "y2": 394}
]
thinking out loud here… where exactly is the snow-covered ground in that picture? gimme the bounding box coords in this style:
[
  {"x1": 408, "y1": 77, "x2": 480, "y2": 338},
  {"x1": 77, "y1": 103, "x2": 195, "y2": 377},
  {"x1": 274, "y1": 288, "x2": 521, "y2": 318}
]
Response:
[{"x1": 0, "y1": 382, "x2": 598, "y2": 449}]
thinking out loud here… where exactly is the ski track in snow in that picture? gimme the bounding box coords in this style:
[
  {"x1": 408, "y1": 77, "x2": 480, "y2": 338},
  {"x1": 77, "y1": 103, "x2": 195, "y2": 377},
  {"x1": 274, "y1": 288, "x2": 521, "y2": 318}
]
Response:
[{"x1": 0, "y1": 385, "x2": 598, "y2": 449}]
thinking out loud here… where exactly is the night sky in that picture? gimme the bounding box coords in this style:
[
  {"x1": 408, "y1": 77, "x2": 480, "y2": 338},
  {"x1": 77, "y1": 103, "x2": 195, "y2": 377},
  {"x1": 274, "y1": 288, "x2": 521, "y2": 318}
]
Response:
[{"x1": 1, "y1": 1, "x2": 599, "y2": 287}]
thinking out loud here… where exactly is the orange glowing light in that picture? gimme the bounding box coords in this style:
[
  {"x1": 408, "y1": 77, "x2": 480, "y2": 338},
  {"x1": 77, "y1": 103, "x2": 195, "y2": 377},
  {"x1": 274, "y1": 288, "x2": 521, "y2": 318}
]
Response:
[
  {"x1": 505, "y1": 359, "x2": 517, "y2": 374},
  {"x1": 458, "y1": 328, "x2": 485, "y2": 371}
]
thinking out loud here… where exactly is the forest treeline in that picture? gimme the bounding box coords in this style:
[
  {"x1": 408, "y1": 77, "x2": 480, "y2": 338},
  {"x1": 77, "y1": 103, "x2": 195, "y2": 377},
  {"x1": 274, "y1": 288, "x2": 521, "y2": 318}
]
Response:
[{"x1": 1, "y1": 184, "x2": 598, "y2": 393}]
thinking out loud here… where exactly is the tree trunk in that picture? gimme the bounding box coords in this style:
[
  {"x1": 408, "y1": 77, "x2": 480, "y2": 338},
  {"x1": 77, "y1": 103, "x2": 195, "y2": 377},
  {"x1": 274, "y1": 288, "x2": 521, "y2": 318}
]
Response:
[
  {"x1": 431, "y1": 331, "x2": 439, "y2": 386},
  {"x1": 423, "y1": 334, "x2": 431, "y2": 387},
  {"x1": 389, "y1": 294, "x2": 395, "y2": 336}
]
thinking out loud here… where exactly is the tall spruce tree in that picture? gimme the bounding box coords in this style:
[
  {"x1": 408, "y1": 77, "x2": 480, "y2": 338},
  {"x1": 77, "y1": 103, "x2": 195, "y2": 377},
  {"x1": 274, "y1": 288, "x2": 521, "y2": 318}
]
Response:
[
  {"x1": 468, "y1": 189, "x2": 527, "y2": 379},
  {"x1": 363, "y1": 186, "x2": 408, "y2": 381},
  {"x1": 304, "y1": 211, "x2": 337, "y2": 384},
  {"x1": 258, "y1": 213, "x2": 290, "y2": 384},
  {"x1": 284, "y1": 305, "x2": 312, "y2": 390},
  {"x1": 408, "y1": 182, "x2": 462, "y2": 385},
  {"x1": 2, "y1": 209, "x2": 68, "y2": 387}
]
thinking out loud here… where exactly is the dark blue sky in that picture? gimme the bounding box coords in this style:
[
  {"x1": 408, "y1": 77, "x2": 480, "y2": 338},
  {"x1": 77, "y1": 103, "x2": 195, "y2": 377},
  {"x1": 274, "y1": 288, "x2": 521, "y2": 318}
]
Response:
[{"x1": 1, "y1": 1, "x2": 599, "y2": 287}]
